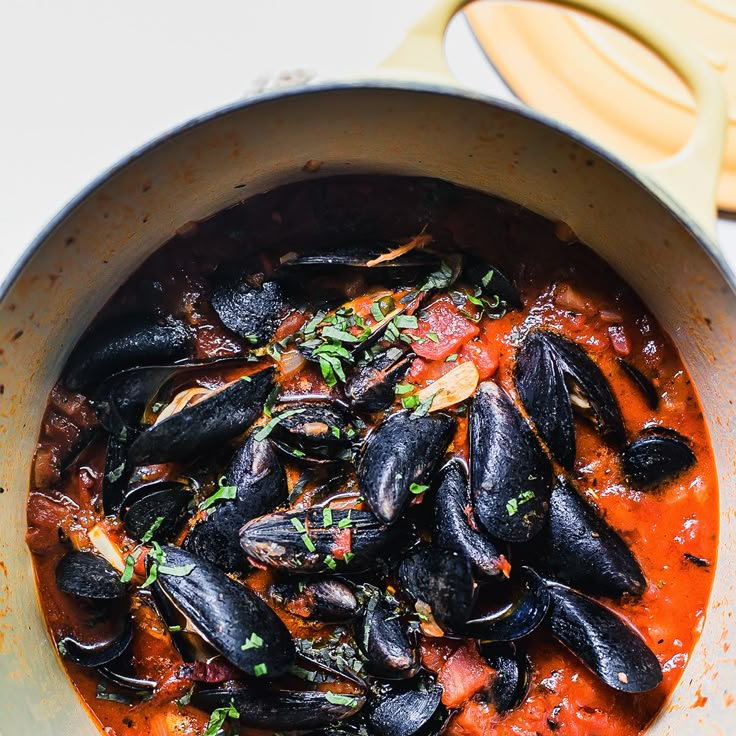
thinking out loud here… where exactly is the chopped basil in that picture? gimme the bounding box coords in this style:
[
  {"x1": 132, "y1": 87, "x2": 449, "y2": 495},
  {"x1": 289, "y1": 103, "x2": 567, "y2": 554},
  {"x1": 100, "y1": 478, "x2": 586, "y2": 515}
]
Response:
[
  {"x1": 106, "y1": 462, "x2": 126, "y2": 484},
  {"x1": 331, "y1": 425, "x2": 341, "y2": 439},
  {"x1": 140, "y1": 516, "x2": 165, "y2": 544},
  {"x1": 301, "y1": 534, "x2": 317, "y2": 553},
  {"x1": 482, "y1": 269, "x2": 495, "y2": 288},
  {"x1": 254, "y1": 408, "x2": 306, "y2": 441},
  {"x1": 253, "y1": 663, "x2": 268, "y2": 677},
  {"x1": 343, "y1": 551, "x2": 355, "y2": 564},
  {"x1": 168, "y1": 625, "x2": 182, "y2": 633},
  {"x1": 506, "y1": 498, "x2": 519, "y2": 516},
  {"x1": 322, "y1": 325, "x2": 360, "y2": 343},
  {"x1": 411, "y1": 395, "x2": 434, "y2": 419},
  {"x1": 409, "y1": 483, "x2": 429, "y2": 495},
  {"x1": 324, "y1": 555, "x2": 337, "y2": 570},
  {"x1": 241, "y1": 632, "x2": 264, "y2": 651},
  {"x1": 203, "y1": 699, "x2": 241, "y2": 736},
  {"x1": 120, "y1": 551, "x2": 138, "y2": 583},
  {"x1": 323, "y1": 507, "x2": 333, "y2": 528},
  {"x1": 303, "y1": 310, "x2": 327, "y2": 335},
  {"x1": 445, "y1": 353, "x2": 458, "y2": 362},
  {"x1": 370, "y1": 301, "x2": 385, "y2": 322},
  {"x1": 324, "y1": 692, "x2": 359, "y2": 707},
  {"x1": 291, "y1": 517, "x2": 306, "y2": 533},
  {"x1": 426, "y1": 332, "x2": 440, "y2": 343},
  {"x1": 199, "y1": 476, "x2": 237, "y2": 510},
  {"x1": 337, "y1": 511, "x2": 353, "y2": 529},
  {"x1": 402, "y1": 395, "x2": 420, "y2": 409},
  {"x1": 395, "y1": 383, "x2": 413, "y2": 395},
  {"x1": 394, "y1": 314, "x2": 418, "y2": 330}
]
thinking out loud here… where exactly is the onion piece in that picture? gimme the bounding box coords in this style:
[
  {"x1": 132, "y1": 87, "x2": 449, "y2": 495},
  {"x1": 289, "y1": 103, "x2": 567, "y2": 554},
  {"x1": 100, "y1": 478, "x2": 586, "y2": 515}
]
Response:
[
  {"x1": 416, "y1": 361, "x2": 480, "y2": 412},
  {"x1": 278, "y1": 348, "x2": 306, "y2": 379},
  {"x1": 88, "y1": 524, "x2": 127, "y2": 573}
]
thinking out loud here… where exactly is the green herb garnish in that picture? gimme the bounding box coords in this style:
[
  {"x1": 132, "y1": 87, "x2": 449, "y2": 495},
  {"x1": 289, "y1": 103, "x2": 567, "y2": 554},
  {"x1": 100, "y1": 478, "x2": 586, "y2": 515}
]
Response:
[
  {"x1": 409, "y1": 483, "x2": 430, "y2": 495},
  {"x1": 203, "y1": 699, "x2": 240, "y2": 736},
  {"x1": 241, "y1": 632, "x2": 264, "y2": 651},
  {"x1": 199, "y1": 476, "x2": 237, "y2": 510},
  {"x1": 253, "y1": 663, "x2": 268, "y2": 677},
  {"x1": 254, "y1": 408, "x2": 306, "y2": 441}
]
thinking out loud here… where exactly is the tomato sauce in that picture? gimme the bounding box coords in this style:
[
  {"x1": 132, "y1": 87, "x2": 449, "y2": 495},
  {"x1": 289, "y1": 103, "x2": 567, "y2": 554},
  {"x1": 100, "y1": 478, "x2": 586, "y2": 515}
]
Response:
[{"x1": 26, "y1": 176, "x2": 718, "y2": 736}]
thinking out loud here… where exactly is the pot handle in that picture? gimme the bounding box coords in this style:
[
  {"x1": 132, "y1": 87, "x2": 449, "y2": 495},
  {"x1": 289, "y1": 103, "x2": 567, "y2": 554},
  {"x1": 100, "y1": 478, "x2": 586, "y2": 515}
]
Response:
[{"x1": 380, "y1": 0, "x2": 728, "y2": 239}]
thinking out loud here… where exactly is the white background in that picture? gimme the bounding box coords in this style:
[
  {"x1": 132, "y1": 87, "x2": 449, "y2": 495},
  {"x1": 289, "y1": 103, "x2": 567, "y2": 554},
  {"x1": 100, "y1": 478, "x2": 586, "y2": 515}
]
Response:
[{"x1": 1, "y1": 0, "x2": 734, "y2": 278}]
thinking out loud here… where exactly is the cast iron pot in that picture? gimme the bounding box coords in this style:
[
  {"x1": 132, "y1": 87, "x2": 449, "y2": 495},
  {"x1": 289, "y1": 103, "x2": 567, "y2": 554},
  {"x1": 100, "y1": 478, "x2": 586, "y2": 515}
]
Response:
[{"x1": 0, "y1": 0, "x2": 734, "y2": 733}]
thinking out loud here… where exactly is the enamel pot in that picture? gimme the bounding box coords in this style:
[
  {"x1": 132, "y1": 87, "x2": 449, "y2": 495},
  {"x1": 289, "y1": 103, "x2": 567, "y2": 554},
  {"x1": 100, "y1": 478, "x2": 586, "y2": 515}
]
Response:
[{"x1": 0, "y1": 0, "x2": 734, "y2": 732}]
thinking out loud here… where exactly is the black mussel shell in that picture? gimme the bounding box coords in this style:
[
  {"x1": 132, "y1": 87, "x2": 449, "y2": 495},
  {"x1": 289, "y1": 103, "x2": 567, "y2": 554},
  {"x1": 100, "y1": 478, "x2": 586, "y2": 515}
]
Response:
[
  {"x1": 274, "y1": 578, "x2": 359, "y2": 622},
  {"x1": 545, "y1": 581, "x2": 663, "y2": 693},
  {"x1": 479, "y1": 643, "x2": 531, "y2": 713},
  {"x1": 398, "y1": 547, "x2": 475, "y2": 634},
  {"x1": 94, "y1": 356, "x2": 255, "y2": 439},
  {"x1": 345, "y1": 348, "x2": 414, "y2": 413},
  {"x1": 465, "y1": 567, "x2": 550, "y2": 641},
  {"x1": 58, "y1": 618, "x2": 134, "y2": 667},
  {"x1": 192, "y1": 686, "x2": 365, "y2": 730},
  {"x1": 55, "y1": 551, "x2": 129, "y2": 600},
  {"x1": 515, "y1": 330, "x2": 624, "y2": 470},
  {"x1": 128, "y1": 368, "x2": 274, "y2": 464},
  {"x1": 240, "y1": 508, "x2": 398, "y2": 573},
  {"x1": 469, "y1": 381, "x2": 552, "y2": 543},
  {"x1": 121, "y1": 480, "x2": 193, "y2": 543},
  {"x1": 622, "y1": 429, "x2": 696, "y2": 488},
  {"x1": 211, "y1": 275, "x2": 287, "y2": 344},
  {"x1": 617, "y1": 359, "x2": 659, "y2": 410},
  {"x1": 367, "y1": 679, "x2": 444, "y2": 736},
  {"x1": 185, "y1": 434, "x2": 286, "y2": 571},
  {"x1": 358, "y1": 593, "x2": 419, "y2": 680},
  {"x1": 434, "y1": 459, "x2": 506, "y2": 579},
  {"x1": 97, "y1": 653, "x2": 157, "y2": 692},
  {"x1": 540, "y1": 477, "x2": 645, "y2": 599},
  {"x1": 358, "y1": 410, "x2": 455, "y2": 524},
  {"x1": 101, "y1": 435, "x2": 130, "y2": 515},
  {"x1": 64, "y1": 316, "x2": 191, "y2": 393},
  {"x1": 462, "y1": 257, "x2": 522, "y2": 311},
  {"x1": 152, "y1": 546, "x2": 295, "y2": 677},
  {"x1": 281, "y1": 243, "x2": 439, "y2": 270}
]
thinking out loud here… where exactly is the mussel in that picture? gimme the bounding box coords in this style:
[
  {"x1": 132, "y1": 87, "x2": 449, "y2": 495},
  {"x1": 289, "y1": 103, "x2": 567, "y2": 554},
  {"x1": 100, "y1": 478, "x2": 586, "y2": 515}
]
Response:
[
  {"x1": 357, "y1": 592, "x2": 419, "y2": 679},
  {"x1": 57, "y1": 618, "x2": 134, "y2": 668},
  {"x1": 128, "y1": 368, "x2": 274, "y2": 464},
  {"x1": 462, "y1": 257, "x2": 522, "y2": 311},
  {"x1": 622, "y1": 428, "x2": 696, "y2": 488},
  {"x1": 545, "y1": 581, "x2": 663, "y2": 693},
  {"x1": 151, "y1": 546, "x2": 295, "y2": 677},
  {"x1": 101, "y1": 435, "x2": 130, "y2": 515},
  {"x1": 469, "y1": 381, "x2": 551, "y2": 543},
  {"x1": 514, "y1": 330, "x2": 625, "y2": 469},
  {"x1": 192, "y1": 686, "x2": 365, "y2": 730},
  {"x1": 367, "y1": 679, "x2": 444, "y2": 736},
  {"x1": 398, "y1": 547, "x2": 475, "y2": 634},
  {"x1": 55, "y1": 551, "x2": 129, "y2": 600},
  {"x1": 239, "y1": 508, "x2": 397, "y2": 573},
  {"x1": 273, "y1": 578, "x2": 359, "y2": 622},
  {"x1": 434, "y1": 459, "x2": 506, "y2": 579},
  {"x1": 464, "y1": 567, "x2": 549, "y2": 641},
  {"x1": 64, "y1": 316, "x2": 191, "y2": 393},
  {"x1": 345, "y1": 348, "x2": 415, "y2": 413},
  {"x1": 211, "y1": 274, "x2": 287, "y2": 344},
  {"x1": 539, "y1": 476, "x2": 645, "y2": 599},
  {"x1": 280, "y1": 241, "x2": 439, "y2": 270},
  {"x1": 617, "y1": 359, "x2": 659, "y2": 410},
  {"x1": 121, "y1": 480, "x2": 193, "y2": 543},
  {"x1": 479, "y1": 643, "x2": 531, "y2": 713},
  {"x1": 185, "y1": 434, "x2": 286, "y2": 571},
  {"x1": 358, "y1": 410, "x2": 455, "y2": 524}
]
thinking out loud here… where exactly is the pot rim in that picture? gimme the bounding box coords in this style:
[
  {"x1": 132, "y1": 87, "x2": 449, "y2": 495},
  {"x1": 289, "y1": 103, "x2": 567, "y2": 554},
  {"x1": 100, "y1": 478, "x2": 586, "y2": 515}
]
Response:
[{"x1": 3, "y1": 79, "x2": 734, "y2": 303}]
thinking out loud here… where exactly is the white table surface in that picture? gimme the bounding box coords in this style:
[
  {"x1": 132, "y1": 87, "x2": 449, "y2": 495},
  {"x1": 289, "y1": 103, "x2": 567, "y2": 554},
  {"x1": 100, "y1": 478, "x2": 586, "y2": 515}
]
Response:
[{"x1": 2, "y1": 0, "x2": 735, "y2": 279}]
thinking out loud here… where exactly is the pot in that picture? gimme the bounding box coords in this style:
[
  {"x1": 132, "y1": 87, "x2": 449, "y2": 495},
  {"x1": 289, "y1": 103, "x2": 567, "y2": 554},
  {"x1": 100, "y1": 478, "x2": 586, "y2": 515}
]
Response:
[{"x1": 0, "y1": 0, "x2": 734, "y2": 733}]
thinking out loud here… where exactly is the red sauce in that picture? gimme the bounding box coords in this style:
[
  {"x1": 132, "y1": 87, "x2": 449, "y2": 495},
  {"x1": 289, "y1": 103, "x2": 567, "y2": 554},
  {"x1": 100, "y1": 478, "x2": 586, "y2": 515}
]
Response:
[{"x1": 26, "y1": 177, "x2": 718, "y2": 736}]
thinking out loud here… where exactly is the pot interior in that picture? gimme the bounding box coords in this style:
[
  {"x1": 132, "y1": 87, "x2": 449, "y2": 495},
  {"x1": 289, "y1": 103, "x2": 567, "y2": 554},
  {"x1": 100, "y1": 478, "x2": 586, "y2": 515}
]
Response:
[{"x1": 0, "y1": 85, "x2": 734, "y2": 734}]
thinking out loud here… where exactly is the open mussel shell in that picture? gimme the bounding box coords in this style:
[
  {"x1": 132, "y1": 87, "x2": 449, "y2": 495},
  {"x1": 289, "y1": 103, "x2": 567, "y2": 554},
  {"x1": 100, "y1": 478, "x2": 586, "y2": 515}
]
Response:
[
  {"x1": 358, "y1": 593, "x2": 419, "y2": 680},
  {"x1": 367, "y1": 679, "x2": 444, "y2": 736},
  {"x1": 269, "y1": 402, "x2": 356, "y2": 463},
  {"x1": 151, "y1": 546, "x2": 295, "y2": 677},
  {"x1": 240, "y1": 508, "x2": 398, "y2": 573},
  {"x1": 185, "y1": 434, "x2": 286, "y2": 571},
  {"x1": 97, "y1": 653, "x2": 157, "y2": 692},
  {"x1": 64, "y1": 316, "x2": 192, "y2": 393},
  {"x1": 128, "y1": 367, "x2": 274, "y2": 464},
  {"x1": 273, "y1": 578, "x2": 359, "y2": 622},
  {"x1": 462, "y1": 257, "x2": 523, "y2": 311},
  {"x1": 545, "y1": 581, "x2": 663, "y2": 693},
  {"x1": 622, "y1": 428, "x2": 696, "y2": 488},
  {"x1": 358, "y1": 409, "x2": 455, "y2": 524},
  {"x1": 58, "y1": 618, "x2": 134, "y2": 668},
  {"x1": 434, "y1": 459, "x2": 506, "y2": 579},
  {"x1": 345, "y1": 348, "x2": 415, "y2": 413},
  {"x1": 617, "y1": 359, "x2": 659, "y2": 410},
  {"x1": 55, "y1": 551, "x2": 129, "y2": 600},
  {"x1": 398, "y1": 547, "x2": 475, "y2": 634},
  {"x1": 479, "y1": 642, "x2": 531, "y2": 713},
  {"x1": 540, "y1": 476, "x2": 645, "y2": 599},
  {"x1": 192, "y1": 686, "x2": 365, "y2": 730},
  {"x1": 514, "y1": 330, "x2": 624, "y2": 470},
  {"x1": 101, "y1": 435, "x2": 131, "y2": 516},
  {"x1": 469, "y1": 381, "x2": 551, "y2": 543},
  {"x1": 280, "y1": 243, "x2": 440, "y2": 270},
  {"x1": 211, "y1": 274, "x2": 287, "y2": 344},
  {"x1": 465, "y1": 567, "x2": 550, "y2": 641},
  {"x1": 121, "y1": 480, "x2": 193, "y2": 543}
]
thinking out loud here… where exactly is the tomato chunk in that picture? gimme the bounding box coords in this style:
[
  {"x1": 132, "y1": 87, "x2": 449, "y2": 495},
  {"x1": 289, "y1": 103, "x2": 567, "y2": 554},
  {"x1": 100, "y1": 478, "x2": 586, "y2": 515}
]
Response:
[
  {"x1": 437, "y1": 640, "x2": 495, "y2": 708},
  {"x1": 458, "y1": 339, "x2": 499, "y2": 380},
  {"x1": 408, "y1": 300, "x2": 479, "y2": 360},
  {"x1": 447, "y1": 700, "x2": 496, "y2": 736},
  {"x1": 420, "y1": 637, "x2": 460, "y2": 673}
]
